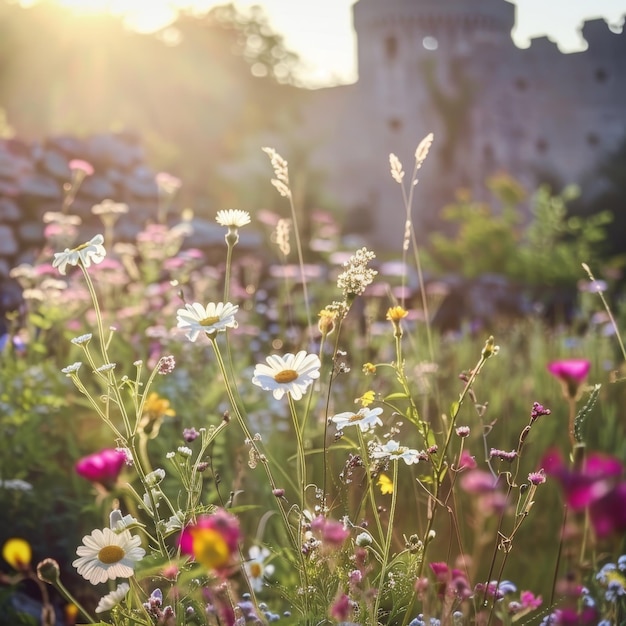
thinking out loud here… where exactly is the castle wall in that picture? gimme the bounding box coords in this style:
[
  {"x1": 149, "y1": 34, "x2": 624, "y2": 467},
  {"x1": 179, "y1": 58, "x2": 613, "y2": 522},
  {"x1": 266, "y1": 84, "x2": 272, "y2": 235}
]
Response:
[{"x1": 301, "y1": 0, "x2": 626, "y2": 250}]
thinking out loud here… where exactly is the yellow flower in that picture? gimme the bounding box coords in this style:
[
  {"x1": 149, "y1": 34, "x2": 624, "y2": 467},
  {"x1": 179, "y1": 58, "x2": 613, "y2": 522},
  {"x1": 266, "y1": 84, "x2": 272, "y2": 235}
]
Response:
[
  {"x1": 2, "y1": 538, "x2": 32, "y2": 570},
  {"x1": 356, "y1": 390, "x2": 376, "y2": 407},
  {"x1": 143, "y1": 392, "x2": 176, "y2": 419},
  {"x1": 140, "y1": 392, "x2": 176, "y2": 439},
  {"x1": 386, "y1": 306, "x2": 408, "y2": 322},
  {"x1": 377, "y1": 474, "x2": 394, "y2": 495},
  {"x1": 362, "y1": 362, "x2": 377, "y2": 375}
]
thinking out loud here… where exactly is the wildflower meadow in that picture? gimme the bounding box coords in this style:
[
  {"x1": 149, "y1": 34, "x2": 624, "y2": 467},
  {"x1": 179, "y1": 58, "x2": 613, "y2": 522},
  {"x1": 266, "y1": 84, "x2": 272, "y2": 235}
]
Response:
[{"x1": 1, "y1": 139, "x2": 625, "y2": 626}]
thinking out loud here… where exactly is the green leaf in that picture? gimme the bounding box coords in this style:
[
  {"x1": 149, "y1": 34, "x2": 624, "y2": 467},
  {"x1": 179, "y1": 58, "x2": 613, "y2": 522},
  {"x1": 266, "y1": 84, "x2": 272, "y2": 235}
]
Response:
[{"x1": 384, "y1": 392, "x2": 409, "y2": 402}]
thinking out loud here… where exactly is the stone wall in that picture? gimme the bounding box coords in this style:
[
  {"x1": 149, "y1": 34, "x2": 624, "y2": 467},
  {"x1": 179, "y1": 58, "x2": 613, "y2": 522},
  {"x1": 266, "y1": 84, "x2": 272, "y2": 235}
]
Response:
[{"x1": 0, "y1": 132, "x2": 161, "y2": 276}]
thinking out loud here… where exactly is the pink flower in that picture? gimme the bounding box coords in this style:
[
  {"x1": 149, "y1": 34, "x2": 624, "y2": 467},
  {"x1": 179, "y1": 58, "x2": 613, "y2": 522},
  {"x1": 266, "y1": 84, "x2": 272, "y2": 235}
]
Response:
[
  {"x1": 68, "y1": 159, "x2": 94, "y2": 176},
  {"x1": 547, "y1": 359, "x2": 591, "y2": 399},
  {"x1": 520, "y1": 590, "x2": 542, "y2": 609},
  {"x1": 75, "y1": 449, "x2": 126, "y2": 487},
  {"x1": 543, "y1": 449, "x2": 626, "y2": 538},
  {"x1": 329, "y1": 593, "x2": 352, "y2": 621},
  {"x1": 457, "y1": 450, "x2": 476, "y2": 470},
  {"x1": 311, "y1": 515, "x2": 350, "y2": 547}
]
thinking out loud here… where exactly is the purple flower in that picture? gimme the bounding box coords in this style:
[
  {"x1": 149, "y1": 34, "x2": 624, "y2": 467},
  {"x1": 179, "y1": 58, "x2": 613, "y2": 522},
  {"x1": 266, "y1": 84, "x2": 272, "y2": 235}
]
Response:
[
  {"x1": 528, "y1": 471, "x2": 546, "y2": 486},
  {"x1": 543, "y1": 449, "x2": 626, "y2": 538},
  {"x1": 183, "y1": 427, "x2": 200, "y2": 443},
  {"x1": 530, "y1": 402, "x2": 551, "y2": 422},
  {"x1": 75, "y1": 449, "x2": 126, "y2": 488},
  {"x1": 547, "y1": 359, "x2": 591, "y2": 399}
]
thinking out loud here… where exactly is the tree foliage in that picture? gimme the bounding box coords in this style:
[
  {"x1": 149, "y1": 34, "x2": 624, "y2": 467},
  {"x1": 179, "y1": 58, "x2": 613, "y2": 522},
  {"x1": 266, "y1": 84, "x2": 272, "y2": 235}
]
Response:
[
  {"x1": 0, "y1": 0, "x2": 304, "y2": 208},
  {"x1": 427, "y1": 172, "x2": 612, "y2": 286}
]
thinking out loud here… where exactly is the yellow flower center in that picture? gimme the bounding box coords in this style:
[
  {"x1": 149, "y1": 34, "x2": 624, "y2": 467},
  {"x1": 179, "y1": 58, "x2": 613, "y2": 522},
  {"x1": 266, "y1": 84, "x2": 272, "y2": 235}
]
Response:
[
  {"x1": 348, "y1": 413, "x2": 362, "y2": 422},
  {"x1": 200, "y1": 316, "x2": 220, "y2": 327},
  {"x1": 191, "y1": 528, "x2": 230, "y2": 570},
  {"x1": 98, "y1": 545, "x2": 125, "y2": 564},
  {"x1": 74, "y1": 242, "x2": 89, "y2": 252},
  {"x1": 274, "y1": 369, "x2": 298, "y2": 384},
  {"x1": 249, "y1": 562, "x2": 263, "y2": 578}
]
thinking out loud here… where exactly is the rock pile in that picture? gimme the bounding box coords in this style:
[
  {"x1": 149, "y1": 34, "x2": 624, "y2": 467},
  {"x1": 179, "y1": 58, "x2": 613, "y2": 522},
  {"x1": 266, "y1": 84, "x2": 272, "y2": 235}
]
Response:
[{"x1": 0, "y1": 132, "x2": 161, "y2": 275}]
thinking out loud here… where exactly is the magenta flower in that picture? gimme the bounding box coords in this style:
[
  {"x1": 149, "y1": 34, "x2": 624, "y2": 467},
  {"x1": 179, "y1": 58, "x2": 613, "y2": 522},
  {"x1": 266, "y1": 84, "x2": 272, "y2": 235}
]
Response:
[
  {"x1": 543, "y1": 449, "x2": 626, "y2": 538},
  {"x1": 520, "y1": 590, "x2": 542, "y2": 609},
  {"x1": 329, "y1": 593, "x2": 352, "y2": 621},
  {"x1": 311, "y1": 515, "x2": 350, "y2": 547},
  {"x1": 75, "y1": 448, "x2": 126, "y2": 488},
  {"x1": 547, "y1": 359, "x2": 591, "y2": 399}
]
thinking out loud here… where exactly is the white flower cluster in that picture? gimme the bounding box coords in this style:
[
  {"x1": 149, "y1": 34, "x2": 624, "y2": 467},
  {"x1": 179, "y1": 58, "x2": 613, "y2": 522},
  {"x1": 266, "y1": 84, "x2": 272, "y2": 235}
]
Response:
[{"x1": 336, "y1": 247, "x2": 378, "y2": 299}]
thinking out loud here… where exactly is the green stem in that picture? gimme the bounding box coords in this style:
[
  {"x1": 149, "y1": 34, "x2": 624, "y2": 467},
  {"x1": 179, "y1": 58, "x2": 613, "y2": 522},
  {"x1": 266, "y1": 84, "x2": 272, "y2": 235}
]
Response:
[
  {"x1": 210, "y1": 337, "x2": 311, "y2": 618},
  {"x1": 288, "y1": 394, "x2": 307, "y2": 511},
  {"x1": 373, "y1": 459, "x2": 399, "y2": 622},
  {"x1": 51, "y1": 577, "x2": 97, "y2": 624}
]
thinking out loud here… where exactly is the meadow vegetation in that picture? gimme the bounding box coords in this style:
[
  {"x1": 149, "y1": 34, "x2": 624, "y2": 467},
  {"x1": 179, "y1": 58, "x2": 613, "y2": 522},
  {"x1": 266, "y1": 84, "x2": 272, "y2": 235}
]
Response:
[{"x1": 0, "y1": 143, "x2": 625, "y2": 626}]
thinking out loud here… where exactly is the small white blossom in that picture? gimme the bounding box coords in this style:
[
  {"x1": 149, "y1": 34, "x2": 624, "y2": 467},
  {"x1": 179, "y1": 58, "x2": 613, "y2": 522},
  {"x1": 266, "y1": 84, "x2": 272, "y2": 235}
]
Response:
[
  {"x1": 244, "y1": 546, "x2": 275, "y2": 592},
  {"x1": 52, "y1": 234, "x2": 106, "y2": 275},
  {"x1": 216, "y1": 209, "x2": 251, "y2": 228},
  {"x1": 95, "y1": 363, "x2": 116, "y2": 373},
  {"x1": 336, "y1": 247, "x2": 377, "y2": 299},
  {"x1": 331, "y1": 407, "x2": 383, "y2": 433},
  {"x1": 176, "y1": 301, "x2": 239, "y2": 341},
  {"x1": 61, "y1": 362, "x2": 82, "y2": 375},
  {"x1": 146, "y1": 468, "x2": 166, "y2": 487},
  {"x1": 371, "y1": 440, "x2": 422, "y2": 465},
  {"x1": 165, "y1": 511, "x2": 185, "y2": 533},
  {"x1": 110, "y1": 511, "x2": 139, "y2": 532},
  {"x1": 177, "y1": 446, "x2": 192, "y2": 457},
  {"x1": 71, "y1": 333, "x2": 92, "y2": 346},
  {"x1": 0, "y1": 479, "x2": 33, "y2": 491},
  {"x1": 95, "y1": 582, "x2": 129, "y2": 614}
]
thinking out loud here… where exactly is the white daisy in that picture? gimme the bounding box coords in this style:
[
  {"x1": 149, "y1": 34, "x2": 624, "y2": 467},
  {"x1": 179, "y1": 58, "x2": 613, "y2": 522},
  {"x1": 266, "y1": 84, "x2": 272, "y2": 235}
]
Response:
[
  {"x1": 216, "y1": 209, "x2": 251, "y2": 228},
  {"x1": 370, "y1": 440, "x2": 422, "y2": 465},
  {"x1": 52, "y1": 234, "x2": 106, "y2": 275},
  {"x1": 176, "y1": 302, "x2": 239, "y2": 341},
  {"x1": 244, "y1": 546, "x2": 275, "y2": 592},
  {"x1": 73, "y1": 528, "x2": 145, "y2": 585},
  {"x1": 252, "y1": 351, "x2": 321, "y2": 400},
  {"x1": 95, "y1": 582, "x2": 129, "y2": 613},
  {"x1": 331, "y1": 407, "x2": 383, "y2": 433}
]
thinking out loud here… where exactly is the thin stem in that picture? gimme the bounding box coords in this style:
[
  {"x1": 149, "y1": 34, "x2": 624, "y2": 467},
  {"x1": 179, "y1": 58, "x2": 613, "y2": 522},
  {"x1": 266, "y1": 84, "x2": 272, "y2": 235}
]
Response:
[
  {"x1": 50, "y1": 577, "x2": 97, "y2": 624},
  {"x1": 286, "y1": 193, "x2": 313, "y2": 346},
  {"x1": 288, "y1": 394, "x2": 307, "y2": 511},
  {"x1": 357, "y1": 429, "x2": 385, "y2": 545},
  {"x1": 373, "y1": 459, "x2": 399, "y2": 622}
]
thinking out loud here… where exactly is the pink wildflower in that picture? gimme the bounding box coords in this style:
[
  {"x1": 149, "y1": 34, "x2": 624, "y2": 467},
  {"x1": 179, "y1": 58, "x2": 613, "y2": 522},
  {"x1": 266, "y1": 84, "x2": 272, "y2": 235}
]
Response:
[{"x1": 75, "y1": 448, "x2": 126, "y2": 488}]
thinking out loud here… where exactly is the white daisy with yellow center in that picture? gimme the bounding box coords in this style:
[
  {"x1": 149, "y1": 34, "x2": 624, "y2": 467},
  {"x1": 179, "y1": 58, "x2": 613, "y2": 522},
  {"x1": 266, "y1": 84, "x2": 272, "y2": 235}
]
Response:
[
  {"x1": 73, "y1": 528, "x2": 145, "y2": 585},
  {"x1": 331, "y1": 407, "x2": 383, "y2": 433},
  {"x1": 52, "y1": 234, "x2": 106, "y2": 275},
  {"x1": 244, "y1": 545, "x2": 275, "y2": 592},
  {"x1": 176, "y1": 302, "x2": 239, "y2": 342},
  {"x1": 371, "y1": 440, "x2": 422, "y2": 465},
  {"x1": 252, "y1": 351, "x2": 321, "y2": 400}
]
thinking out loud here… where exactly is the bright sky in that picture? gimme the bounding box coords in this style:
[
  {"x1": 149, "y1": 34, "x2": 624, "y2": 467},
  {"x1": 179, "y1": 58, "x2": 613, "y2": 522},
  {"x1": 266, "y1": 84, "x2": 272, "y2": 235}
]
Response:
[{"x1": 25, "y1": 0, "x2": 626, "y2": 87}]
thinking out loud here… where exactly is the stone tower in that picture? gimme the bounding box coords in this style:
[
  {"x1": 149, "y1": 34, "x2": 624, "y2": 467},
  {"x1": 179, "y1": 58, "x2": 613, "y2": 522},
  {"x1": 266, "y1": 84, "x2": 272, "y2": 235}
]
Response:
[{"x1": 300, "y1": 0, "x2": 626, "y2": 249}]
